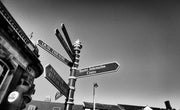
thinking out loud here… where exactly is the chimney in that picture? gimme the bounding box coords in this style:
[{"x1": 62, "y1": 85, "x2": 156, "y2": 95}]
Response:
[
  {"x1": 44, "y1": 96, "x2": 51, "y2": 102},
  {"x1": 165, "y1": 100, "x2": 172, "y2": 110}
]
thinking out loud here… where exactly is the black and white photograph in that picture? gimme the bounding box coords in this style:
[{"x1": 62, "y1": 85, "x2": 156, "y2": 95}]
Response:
[{"x1": 0, "y1": 0, "x2": 180, "y2": 110}]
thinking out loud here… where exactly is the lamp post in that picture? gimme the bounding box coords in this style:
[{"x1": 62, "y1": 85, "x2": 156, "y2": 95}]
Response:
[{"x1": 93, "y1": 83, "x2": 98, "y2": 110}]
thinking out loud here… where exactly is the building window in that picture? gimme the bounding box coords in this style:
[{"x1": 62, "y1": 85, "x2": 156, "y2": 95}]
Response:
[
  {"x1": 53, "y1": 107, "x2": 61, "y2": 110},
  {"x1": 28, "y1": 105, "x2": 37, "y2": 110},
  {"x1": 0, "y1": 59, "x2": 9, "y2": 85}
]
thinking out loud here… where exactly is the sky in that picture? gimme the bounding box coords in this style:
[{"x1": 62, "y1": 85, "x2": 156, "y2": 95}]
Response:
[{"x1": 2, "y1": 0, "x2": 180, "y2": 109}]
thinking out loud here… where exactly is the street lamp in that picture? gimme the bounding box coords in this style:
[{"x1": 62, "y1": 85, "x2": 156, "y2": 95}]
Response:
[{"x1": 93, "y1": 83, "x2": 98, "y2": 110}]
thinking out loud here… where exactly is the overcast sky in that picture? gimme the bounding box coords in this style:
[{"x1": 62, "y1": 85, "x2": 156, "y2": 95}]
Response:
[{"x1": 2, "y1": 0, "x2": 180, "y2": 109}]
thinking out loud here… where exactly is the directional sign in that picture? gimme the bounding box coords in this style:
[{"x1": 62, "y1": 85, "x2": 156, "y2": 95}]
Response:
[
  {"x1": 55, "y1": 91, "x2": 63, "y2": 100},
  {"x1": 61, "y1": 23, "x2": 75, "y2": 54},
  {"x1": 37, "y1": 40, "x2": 73, "y2": 67},
  {"x1": 45, "y1": 64, "x2": 69, "y2": 97},
  {"x1": 76, "y1": 62, "x2": 120, "y2": 78},
  {"x1": 55, "y1": 29, "x2": 74, "y2": 61}
]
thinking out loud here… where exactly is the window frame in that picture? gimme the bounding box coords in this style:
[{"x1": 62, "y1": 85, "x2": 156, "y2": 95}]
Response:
[{"x1": 53, "y1": 107, "x2": 61, "y2": 110}]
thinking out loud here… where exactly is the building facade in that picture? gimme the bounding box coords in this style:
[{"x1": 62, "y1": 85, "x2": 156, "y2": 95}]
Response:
[{"x1": 23, "y1": 100, "x2": 167, "y2": 110}]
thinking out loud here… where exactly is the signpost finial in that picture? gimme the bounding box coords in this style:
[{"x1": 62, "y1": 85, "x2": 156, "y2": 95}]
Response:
[{"x1": 74, "y1": 39, "x2": 82, "y2": 49}]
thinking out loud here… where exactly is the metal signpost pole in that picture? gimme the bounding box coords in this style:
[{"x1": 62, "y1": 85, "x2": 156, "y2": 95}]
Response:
[{"x1": 65, "y1": 40, "x2": 82, "y2": 110}]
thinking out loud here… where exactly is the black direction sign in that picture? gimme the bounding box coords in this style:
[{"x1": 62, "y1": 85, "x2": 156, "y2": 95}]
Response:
[
  {"x1": 55, "y1": 29, "x2": 74, "y2": 61},
  {"x1": 76, "y1": 62, "x2": 120, "y2": 78},
  {"x1": 61, "y1": 23, "x2": 75, "y2": 54},
  {"x1": 37, "y1": 40, "x2": 73, "y2": 67},
  {"x1": 45, "y1": 64, "x2": 69, "y2": 97}
]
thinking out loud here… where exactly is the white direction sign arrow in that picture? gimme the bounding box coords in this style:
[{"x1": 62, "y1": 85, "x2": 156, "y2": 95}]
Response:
[
  {"x1": 55, "y1": 91, "x2": 63, "y2": 100},
  {"x1": 76, "y1": 62, "x2": 120, "y2": 78}
]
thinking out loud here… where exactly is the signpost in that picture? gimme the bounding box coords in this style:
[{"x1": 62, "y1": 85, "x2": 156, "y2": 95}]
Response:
[
  {"x1": 37, "y1": 23, "x2": 120, "y2": 110},
  {"x1": 76, "y1": 62, "x2": 120, "y2": 78},
  {"x1": 37, "y1": 24, "x2": 81, "y2": 110},
  {"x1": 45, "y1": 64, "x2": 69, "y2": 97},
  {"x1": 37, "y1": 40, "x2": 73, "y2": 67}
]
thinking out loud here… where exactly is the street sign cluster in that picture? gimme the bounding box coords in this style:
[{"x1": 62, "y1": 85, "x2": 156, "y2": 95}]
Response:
[
  {"x1": 37, "y1": 23, "x2": 120, "y2": 110},
  {"x1": 38, "y1": 24, "x2": 77, "y2": 101},
  {"x1": 37, "y1": 23, "x2": 76, "y2": 67}
]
